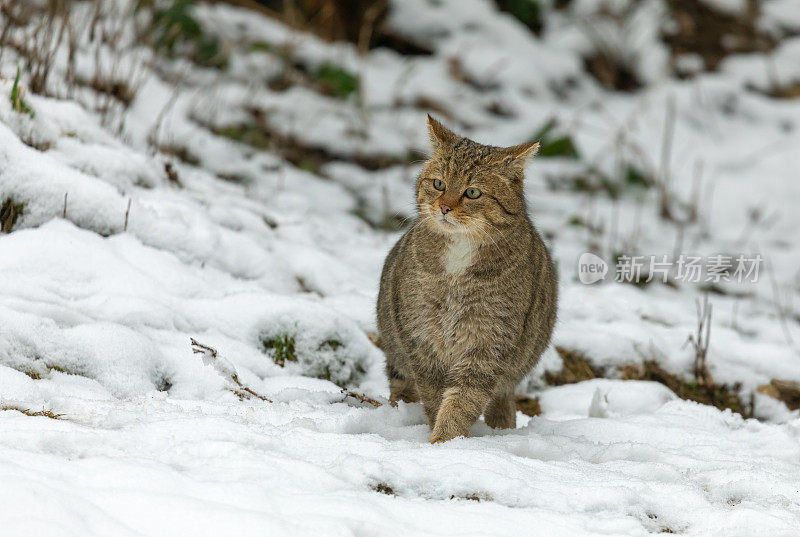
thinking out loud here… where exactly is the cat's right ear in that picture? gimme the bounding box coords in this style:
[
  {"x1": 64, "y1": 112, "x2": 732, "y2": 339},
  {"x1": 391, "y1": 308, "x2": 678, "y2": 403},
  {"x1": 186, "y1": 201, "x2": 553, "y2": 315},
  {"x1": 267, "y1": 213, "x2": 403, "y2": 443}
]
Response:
[{"x1": 426, "y1": 114, "x2": 457, "y2": 152}]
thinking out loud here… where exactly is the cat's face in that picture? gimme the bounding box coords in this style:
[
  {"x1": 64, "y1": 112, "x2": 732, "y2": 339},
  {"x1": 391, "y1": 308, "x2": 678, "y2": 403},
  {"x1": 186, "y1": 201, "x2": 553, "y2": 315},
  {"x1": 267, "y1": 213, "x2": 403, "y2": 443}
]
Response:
[{"x1": 416, "y1": 116, "x2": 538, "y2": 237}]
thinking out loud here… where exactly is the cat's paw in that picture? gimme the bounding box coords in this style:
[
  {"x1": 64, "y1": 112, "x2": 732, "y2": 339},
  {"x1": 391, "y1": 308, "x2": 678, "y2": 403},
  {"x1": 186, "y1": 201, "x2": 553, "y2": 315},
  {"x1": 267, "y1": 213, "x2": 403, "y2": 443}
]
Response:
[{"x1": 429, "y1": 427, "x2": 460, "y2": 443}]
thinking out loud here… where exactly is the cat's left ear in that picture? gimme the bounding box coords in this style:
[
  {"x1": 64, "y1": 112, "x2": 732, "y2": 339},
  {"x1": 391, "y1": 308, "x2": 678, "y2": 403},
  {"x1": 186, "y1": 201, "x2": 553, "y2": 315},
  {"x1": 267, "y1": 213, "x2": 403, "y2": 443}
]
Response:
[
  {"x1": 500, "y1": 141, "x2": 540, "y2": 163},
  {"x1": 491, "y1": 141, "x2": 540, "y2": 176}
]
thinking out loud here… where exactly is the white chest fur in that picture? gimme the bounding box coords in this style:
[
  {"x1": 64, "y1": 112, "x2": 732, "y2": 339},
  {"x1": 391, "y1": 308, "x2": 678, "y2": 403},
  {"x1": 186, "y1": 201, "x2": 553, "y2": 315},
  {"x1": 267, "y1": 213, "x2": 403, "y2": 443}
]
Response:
[{"x1": 444, "y1": 235, "x2": 474, "y2": 274}]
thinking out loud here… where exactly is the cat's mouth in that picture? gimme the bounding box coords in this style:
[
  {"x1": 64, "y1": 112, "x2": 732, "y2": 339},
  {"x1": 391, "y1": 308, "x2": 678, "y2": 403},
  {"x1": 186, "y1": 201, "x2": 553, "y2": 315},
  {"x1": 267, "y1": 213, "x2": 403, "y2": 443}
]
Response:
[
  {"x1": 433, "y1": 212, "x2": 462, "y2": 232},
  {"x1": 425, "y1": 206, "x2": 466, "y2": 233}
]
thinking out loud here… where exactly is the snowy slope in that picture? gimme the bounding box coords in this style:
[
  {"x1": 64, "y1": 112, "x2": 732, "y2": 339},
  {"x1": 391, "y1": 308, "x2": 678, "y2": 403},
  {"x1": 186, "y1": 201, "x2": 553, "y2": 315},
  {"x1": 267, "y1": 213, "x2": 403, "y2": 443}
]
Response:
[{"x1": 1, "y1": 0, "x2": 800, "y2": 535}]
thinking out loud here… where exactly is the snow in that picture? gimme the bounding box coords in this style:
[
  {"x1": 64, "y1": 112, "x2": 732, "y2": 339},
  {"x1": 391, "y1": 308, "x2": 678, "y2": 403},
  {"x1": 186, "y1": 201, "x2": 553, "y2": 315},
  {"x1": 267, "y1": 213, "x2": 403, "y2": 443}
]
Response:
[
  {"x1": 2, "y1": 381, "x2": 800, "y2": 536},
  {"x1": 1, "y1": 0, "x2": 800, "y2": 535}
]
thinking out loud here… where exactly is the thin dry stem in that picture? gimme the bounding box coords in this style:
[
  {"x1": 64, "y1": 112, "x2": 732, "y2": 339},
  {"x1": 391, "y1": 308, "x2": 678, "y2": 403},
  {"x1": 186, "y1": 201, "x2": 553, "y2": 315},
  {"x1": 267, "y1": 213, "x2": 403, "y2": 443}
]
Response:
[
  {"x1": 342, "y1": 389, "x2": 382, "y2": 407},
  {"x1": 2, "y1": 405, "x2": 63, "y2": 419},
  {"x1": 685, "y1": 294, "x2": 714, "y2": 388},
  {"x1": 190, "y1": 338, "x2": 273, "y2": 402}
]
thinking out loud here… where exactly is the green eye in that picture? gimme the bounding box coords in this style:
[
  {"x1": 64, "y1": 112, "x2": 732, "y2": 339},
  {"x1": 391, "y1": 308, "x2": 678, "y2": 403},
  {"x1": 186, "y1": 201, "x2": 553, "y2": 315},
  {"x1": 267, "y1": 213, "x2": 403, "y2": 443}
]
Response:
[
  {"x1": 433, "y1": 178, "x2": 445, "y2": 191},
  {"x1": 464, "y1": 187, "x2": 482, "y2": 199}
]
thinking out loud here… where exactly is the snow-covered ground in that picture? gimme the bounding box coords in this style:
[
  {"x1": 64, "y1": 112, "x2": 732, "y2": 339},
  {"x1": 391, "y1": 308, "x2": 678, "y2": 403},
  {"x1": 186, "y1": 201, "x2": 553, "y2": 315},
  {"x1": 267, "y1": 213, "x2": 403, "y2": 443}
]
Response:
[
  {"x1": 1, "y1": 0, "x2": 800, "y2": 535},
  {"x1": 3, "y1": 378, "x2": 800, "y2": 536}
]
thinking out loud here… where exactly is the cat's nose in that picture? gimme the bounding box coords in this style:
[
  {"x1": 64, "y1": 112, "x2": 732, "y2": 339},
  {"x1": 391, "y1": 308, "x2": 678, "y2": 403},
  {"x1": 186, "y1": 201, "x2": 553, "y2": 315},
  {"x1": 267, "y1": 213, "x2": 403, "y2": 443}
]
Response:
[{"x1": 440, "y1": 204, "x2": 452, "y2": 214}]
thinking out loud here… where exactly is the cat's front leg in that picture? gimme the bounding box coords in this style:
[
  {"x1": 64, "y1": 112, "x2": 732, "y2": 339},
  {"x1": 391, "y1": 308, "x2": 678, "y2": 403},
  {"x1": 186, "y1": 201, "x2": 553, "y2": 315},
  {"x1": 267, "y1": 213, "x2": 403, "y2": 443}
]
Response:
[{"x1": 429, "y1": 373, "x2": 494, "y2": 443}]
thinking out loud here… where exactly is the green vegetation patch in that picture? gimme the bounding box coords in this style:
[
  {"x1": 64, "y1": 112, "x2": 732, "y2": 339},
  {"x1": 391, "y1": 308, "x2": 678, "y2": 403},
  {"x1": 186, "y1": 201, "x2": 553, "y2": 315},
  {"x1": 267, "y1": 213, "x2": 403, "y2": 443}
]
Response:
[
  {"x1": 623, "y1": 165, "x2": 653, "y2": 189},
  {"x1": 216, "y1": 124, "x2": 271, "y2": 149},
  {"x1": 314, "y1": 63, "x2": 359, "y2": 98},
  {"x1": 322, "y1": 339, "x2": 342, "y2": 352},
  {"x1": 262, "y1": 334, "x2": 297, "y2": 367},
  {"x1": 249, "y1": 41, "x2": 275, "y2": 53},
  {"x1": 546, "y1": 164, "x2": 652, "y2": 200},
  {"x1": 546, "y1": 167, "x2": 619, "y2": 198},
  {"x1": 496, "y1": 0, "x2": 544, "y2": 35},
  {"x1": 149, "y1": 0, "x2": 228, "y2": 68},
  {"x1": 260, "y1": 332, "x2": 366, "y2": 387},
  {"x1": 531, "y1": 119, "x2": 578, "y2": 158},
  {"x1": 10, "y1": 66, "x2": 34, "y2": 118}
]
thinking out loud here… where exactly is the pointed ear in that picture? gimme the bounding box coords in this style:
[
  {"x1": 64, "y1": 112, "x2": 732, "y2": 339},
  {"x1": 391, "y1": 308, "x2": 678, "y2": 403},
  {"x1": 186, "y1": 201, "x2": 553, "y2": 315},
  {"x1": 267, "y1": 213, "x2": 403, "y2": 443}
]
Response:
[
  {"x1": 426, "y1": 114, "x2": 457, "y2": 152},
  {"x1": 502, "y1": 141, "x2": 540, "y2": 162},
  {"x1": 490, "y1": 141, "x2": 539, "y2": 179}
]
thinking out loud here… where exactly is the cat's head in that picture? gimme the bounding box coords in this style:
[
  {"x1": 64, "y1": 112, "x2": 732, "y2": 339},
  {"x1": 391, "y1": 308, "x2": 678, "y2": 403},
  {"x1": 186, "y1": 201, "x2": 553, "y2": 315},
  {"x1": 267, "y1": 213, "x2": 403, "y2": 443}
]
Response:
[{"x1": 416, "y1": 115, "x2": 538, "y2": 237}]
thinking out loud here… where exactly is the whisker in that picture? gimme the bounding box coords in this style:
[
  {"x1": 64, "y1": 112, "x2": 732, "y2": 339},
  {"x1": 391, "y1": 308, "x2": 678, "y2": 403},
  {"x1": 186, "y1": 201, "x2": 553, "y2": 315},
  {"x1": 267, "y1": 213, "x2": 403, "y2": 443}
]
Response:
[
  {"x1": 471, "y1": 221, "x2": 502, "y2": 255},
  {"x1": 468, "y1": 216, "x2": 512, "y2": 249}
]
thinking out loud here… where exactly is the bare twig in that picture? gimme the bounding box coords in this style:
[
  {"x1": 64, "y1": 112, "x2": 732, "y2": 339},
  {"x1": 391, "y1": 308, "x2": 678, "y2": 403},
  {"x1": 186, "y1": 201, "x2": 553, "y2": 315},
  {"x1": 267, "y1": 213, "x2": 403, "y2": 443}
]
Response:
[
  {"x1": 685, "y1": 294, "x2": 714, "y2": 389},
  {"x1": 1, "y1": 405, "x2": 63, "y2": 419},
  {"x1": 190, "y1": 338, "x2": 272, "y2": 402},
  {"x1": 123, "y1": 198, "x2": 131, "y2": 231},
  {"x1": 341, "y1": 389, "x2": 382, "y2": 407},
  {"x1": 62, "y1": 191, "x2": 67, "y2": 218},
  {"x1": 357, "y1": 0, "x2": 386, "y2": 56}
]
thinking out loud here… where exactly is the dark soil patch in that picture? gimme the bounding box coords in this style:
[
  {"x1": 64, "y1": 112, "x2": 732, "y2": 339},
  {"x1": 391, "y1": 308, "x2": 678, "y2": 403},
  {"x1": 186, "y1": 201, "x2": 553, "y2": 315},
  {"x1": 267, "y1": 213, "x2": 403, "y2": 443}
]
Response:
[
  {"x1": 514, "y1": 394, "x2": 542, "y2": 417},
  {"x1": 547, "y1": 347, "x2": 750, "y2": 417},
  {"x1": 372, "y1": 482, "x2": 395, "y2": 495},
  {"x1": 0, "y1": 198, "x2": 24, "y2": 233},
  {"x1": 544, "y1": 346, "x2": 602, "y2": 385},
  {"x1": 663, "y1": 0, "x2": 774, "y2": 76},
  {"x1": 223, "y1": 0, "x2": 433, "y2": 55},
  {"x1": 211, "y1": 108, "x2": 413, "y2": 172},
  {"x1": 620, "y1": 361, "x2": 749, "y2": 416},
  {"x1": 584, "y1": 52, "x2": 642, "y2": 92},
  {"x1": 752, "y1": 81, "x2": 800, "y2": 100}
]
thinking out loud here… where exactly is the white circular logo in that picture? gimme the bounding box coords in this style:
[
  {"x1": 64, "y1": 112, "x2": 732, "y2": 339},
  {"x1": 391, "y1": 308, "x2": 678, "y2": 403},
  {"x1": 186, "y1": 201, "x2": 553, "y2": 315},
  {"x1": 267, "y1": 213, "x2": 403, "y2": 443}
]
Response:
[{"x1": 578, "y1": 252, "x2": 608, "y2": 284}]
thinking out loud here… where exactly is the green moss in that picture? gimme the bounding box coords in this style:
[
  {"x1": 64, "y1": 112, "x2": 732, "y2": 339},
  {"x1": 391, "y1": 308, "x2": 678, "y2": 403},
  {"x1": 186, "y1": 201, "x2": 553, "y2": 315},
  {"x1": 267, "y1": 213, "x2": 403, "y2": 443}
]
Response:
[
  {"x1": 567, "y1": 215, "x2": 586, "y2": 227},
  {"x1": 322, "y1": 339, "x2": 342, "y2": 351},
  {"x1": 249, "y1": 41, "x2": 275, "y2": 53},
  {"x1": 623, "y1": 165, "x2": 652, "y2": 189},
  {"x1": 0, "y1": 198, "x2": 24, "y2": 233},
  {"x1": 262, "y1": 334, "x2": 297, "y2": 367},
  {"x1": 497, "y1": 0, "x2": 544, "y2": 35},
  {"x1": 531, "y1": 119, "x2": 579, "y2": 159},
  {"x1": 195, "y1": 38, "x2": 228, "y2": 69},
  {"x1": 548, "y1": 168, "x2": 618, "y2": 198},
  {"x1": 318, "y1": 364, "x2": 332, "y2": 381},
  {"x1": 314, "y1": 64, "x2": 359, "y2": 97},
  {"x1": 150, "y1": 0, "x2": 227, "y2": 69},
  {"x1": 151, "y1": 0, "x2": 201, "y2": 52},
  {"x1": 216, "y1": 124, "x2": 271, "y2": 149},
  {"x1": 297, "y1": 158, "x2": 319, "y2": 174},
  {"x1": 10, "y1": 66, "x2": 34, "y2": 118}
]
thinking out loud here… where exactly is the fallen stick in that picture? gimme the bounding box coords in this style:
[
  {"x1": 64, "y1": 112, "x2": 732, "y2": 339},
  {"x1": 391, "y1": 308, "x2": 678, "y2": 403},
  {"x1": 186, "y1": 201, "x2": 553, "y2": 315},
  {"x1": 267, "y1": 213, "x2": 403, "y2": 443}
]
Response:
[
  {"x1": 191, "y1": 338, "x2": 272, "y2": 403},
  {"x1": 341, "y1": 389, "x2": 382, "y2": 407}
]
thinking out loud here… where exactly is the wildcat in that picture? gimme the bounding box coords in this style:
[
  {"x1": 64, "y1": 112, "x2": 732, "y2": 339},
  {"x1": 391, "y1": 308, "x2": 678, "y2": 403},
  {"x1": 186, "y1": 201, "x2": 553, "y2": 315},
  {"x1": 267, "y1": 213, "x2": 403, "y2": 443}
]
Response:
[{"x1": 376, "y1": 115, "x2": 558, "y2": 443}]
